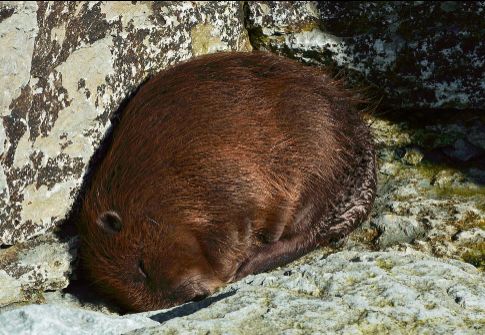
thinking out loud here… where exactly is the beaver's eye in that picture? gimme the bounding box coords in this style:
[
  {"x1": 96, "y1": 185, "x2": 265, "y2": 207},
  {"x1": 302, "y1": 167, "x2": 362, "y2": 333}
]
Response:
[
  {"x1": 97, "y1": 211, "x2": 122, "y2": 234},
  {"x1": 138, "y1": 260, "x2": 148, "y2": 279}
]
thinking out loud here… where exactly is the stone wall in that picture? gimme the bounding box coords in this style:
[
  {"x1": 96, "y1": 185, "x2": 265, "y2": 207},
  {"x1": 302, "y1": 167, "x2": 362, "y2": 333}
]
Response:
[{"x1": 2, "y1": 1, "x2": 482, "y2": 248}]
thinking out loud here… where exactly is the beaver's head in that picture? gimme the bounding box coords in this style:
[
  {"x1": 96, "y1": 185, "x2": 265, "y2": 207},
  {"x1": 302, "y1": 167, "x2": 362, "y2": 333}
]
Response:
[{"x1": 79, "y1": 210, "x2": 224, "y2": 312}]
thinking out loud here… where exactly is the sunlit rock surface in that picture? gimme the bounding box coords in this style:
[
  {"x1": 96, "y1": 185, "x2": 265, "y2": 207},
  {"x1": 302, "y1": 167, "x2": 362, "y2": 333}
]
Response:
[
  {"x1": 1, "y1": 251, "x2": 484, "y2": 334},
  {"x1": 246, "y1": 1, "x2": 484, "y2": 109}
]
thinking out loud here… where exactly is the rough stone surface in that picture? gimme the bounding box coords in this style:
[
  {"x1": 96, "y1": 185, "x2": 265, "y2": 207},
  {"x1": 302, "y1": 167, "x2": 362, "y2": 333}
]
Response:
[
  {"x1": 246, "y1": 1, "x2": 485, "y2": 109},
  {"x1": 338, "y1": 114, "x2": 485, "y2": 273},
  {"x1": 1, "y1": 105, "x2": 484, "y2": 334},
  {"x1": 0, "y1": 1, "x2": 251, "y2": 246},
  {"x1": 1, "y1": 251, "x2": 484, "y2": 334},
  {"x1": 0, "y1": 234, "x2": 74, "y2": 307},
  {"x1": 0, "y1": 303, "x2": 158, "y2": 334},
  {"x1": 373, "y1": 214, "x2": 426, "y2": 248}
]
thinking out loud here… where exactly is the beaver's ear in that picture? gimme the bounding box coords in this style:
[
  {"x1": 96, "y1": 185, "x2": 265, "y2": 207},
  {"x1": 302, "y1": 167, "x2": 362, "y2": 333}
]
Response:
[{"x1": 97, "y1": 211, "x2": 122, "y2": 234}]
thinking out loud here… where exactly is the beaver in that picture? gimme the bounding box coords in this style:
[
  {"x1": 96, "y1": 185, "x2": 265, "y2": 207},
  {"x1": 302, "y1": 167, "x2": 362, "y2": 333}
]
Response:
[{"x1": 77, "y1": 51, "x2": 377, "y2": 312}]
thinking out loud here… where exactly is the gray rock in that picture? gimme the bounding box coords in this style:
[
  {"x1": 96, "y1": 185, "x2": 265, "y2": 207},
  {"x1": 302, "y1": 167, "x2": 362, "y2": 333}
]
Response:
[
  {"x1": 1, "y1": 251, "x2": 483, "y2": 334},
  {"x1": 443, "y1": 139, "x2": 483, "y2": 162},
  {"x1": 135, "y1": 251, "x2": 485, "y2": 334},
  {"x1": 468, "y1": 168, "x2": 485, "y2": 184},
  {"x1": 360, "y1": 118, "x2": 485, "y2": 269},
  {"x1": 246, "y1": 1, "x2": 485, "y2": 109},
  {"x1": 0, "y1": 234, "x2": 74, "y2": 307},
  {"x1": 467, "y1": 122, "x2": 485, "y2": 151},
  {"x1": 432, "y1": 169, "x2": 464, "y2": 188},
  {"x1": 402, "y1": 148, "x2": 423, "y2": 166},
  {"x1": 0, "y1": 1, "x2": 251, "y2": 245},
  {"x1": 0, "y1": 304, "x2": 158, "y2": 335},
  {"x1": 373, "y1": 214, "x2": 427, "y2": 248}
]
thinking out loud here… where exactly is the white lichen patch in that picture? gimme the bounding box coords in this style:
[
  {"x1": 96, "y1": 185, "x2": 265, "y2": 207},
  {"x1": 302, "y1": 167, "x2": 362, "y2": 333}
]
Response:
[
  {"x1": 285, "y1": 29, "x2": 350, "y2": 67},
  {"x1": 0, "y1": 271, "x2": 21, "y2": 306},
  {"x1": 100, "y1": 1, "x2": 153, "y2": 27},
  {"x1": 20, "y1": 182, "x2": 75, "y2": 232},
  {"x1": 50, "y1": 21, "x2": 67, "y2": 46}
]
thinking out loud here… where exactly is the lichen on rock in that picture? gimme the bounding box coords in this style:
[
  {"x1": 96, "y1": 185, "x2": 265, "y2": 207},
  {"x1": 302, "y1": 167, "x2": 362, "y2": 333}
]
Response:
[
  {"x1": 0, "y1": 0, "x2": 251, "y2": 310},
  {"x1": 342, "y1": 113, "x2": 485, "y2": 272},
  {"x1": 246, "y1": 1, "x2": 485, "y2": 109},
  {"x1": 0, "y1": 234, "x2": 75, "y2": 307},
  {"x1": 0, "y1": 1, "x2": 251, "y2": 246}
]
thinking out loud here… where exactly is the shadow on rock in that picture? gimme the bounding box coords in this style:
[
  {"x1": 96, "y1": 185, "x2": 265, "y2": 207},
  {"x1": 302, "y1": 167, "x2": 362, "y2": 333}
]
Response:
[
  {"x1": 149, "y1": 290, "x2": 238, "y2": 324},
  {"x1": 54, "y1": 79, "x2": 149, "y2": 312},
  {"x1": 373, "y1": 108, "x2": 485, "y2": 187}
]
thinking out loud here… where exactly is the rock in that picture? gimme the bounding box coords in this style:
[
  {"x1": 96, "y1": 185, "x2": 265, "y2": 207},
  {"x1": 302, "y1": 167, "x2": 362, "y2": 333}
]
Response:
[
  {"x1": 454, "y1": 228, "x2": 485, "y2": 245},
  {"x1": 361, "y1": 116, "x2": 485, "y2": 270},
  {"x1": 379, "y1": 162, "x2": 399, "y2": 176},
  {"x1": 373, "y1": 214, "x2": 426, "y2": 248},
  {"x1": 402, "y1": 148, "x2": 424, "y2": 166},
  {"x1": 136, "y1": 251, "x2": 485, "y2": 334},
  {"x1": 432, "y1": 169, "x2": 463, "y2": 188},
  {"x1": 0, "y1": 234, "x2": 74, "y2": 307},
  {"x1": 442, "y1": 139, "x2": 484, "y2": 162},
  {"x1": 246, "y1": 1, "x2": 484, "y2": 109},
  {"x1": 467, "y1": 122, "x2": 485, "y2": 151},
  {"x1": 1, "y1": 251, "x2": 483, "y2": 334},
  {"x1": 468, "y1": 168, "x2": 485, "y2": 185},
  {"x1": 0, "y1": 1, "x2": 251, "y2": 245},
  {"x1": 0, "y1": 304, "x2": 158, "y2": 334}
]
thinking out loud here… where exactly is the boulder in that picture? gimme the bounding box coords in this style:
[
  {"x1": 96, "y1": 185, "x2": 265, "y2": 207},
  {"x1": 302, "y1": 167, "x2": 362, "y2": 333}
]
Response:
[
  {"x1": 1, "y1": 251, "x2": 483, "y2": 334},
  {"x1": 246, "y1": 1, "x2": 484, "y2": 109},
  {"x1": 0, "y1": 234, "x2": 74, "y2": 307}
]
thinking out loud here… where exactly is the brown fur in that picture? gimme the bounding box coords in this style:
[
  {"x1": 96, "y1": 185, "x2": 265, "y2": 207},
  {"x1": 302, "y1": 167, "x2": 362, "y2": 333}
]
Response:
[{"x1": 77, "y1": 51, "x2": 377, "y2": 312}]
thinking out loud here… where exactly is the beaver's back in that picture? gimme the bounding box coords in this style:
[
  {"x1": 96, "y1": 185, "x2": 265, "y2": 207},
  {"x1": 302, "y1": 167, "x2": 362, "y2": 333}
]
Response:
[
  {"x1": 96, "y1": 52, "x2": 363, "y2": 227},
  {"x1": 78, "y1": 52, "x2": 376, "y2": 311}
]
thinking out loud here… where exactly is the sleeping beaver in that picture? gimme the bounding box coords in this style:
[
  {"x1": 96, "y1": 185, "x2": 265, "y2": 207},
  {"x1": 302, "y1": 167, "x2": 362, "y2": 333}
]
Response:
[{"x1": 77, "y1": 51, "x2": 377, "y2": 312}]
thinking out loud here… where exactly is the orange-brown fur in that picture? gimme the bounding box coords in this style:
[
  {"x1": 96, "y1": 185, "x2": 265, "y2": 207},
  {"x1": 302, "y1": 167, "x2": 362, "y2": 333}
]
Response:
[{"x1": 77, "y1": 52, "x2": 377, "y2": 312}]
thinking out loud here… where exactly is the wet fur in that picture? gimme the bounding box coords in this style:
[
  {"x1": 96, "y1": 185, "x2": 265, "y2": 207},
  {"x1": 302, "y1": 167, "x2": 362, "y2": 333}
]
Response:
[{"x1": 77, "y1": 52, "x2": 377, "y2": 312}]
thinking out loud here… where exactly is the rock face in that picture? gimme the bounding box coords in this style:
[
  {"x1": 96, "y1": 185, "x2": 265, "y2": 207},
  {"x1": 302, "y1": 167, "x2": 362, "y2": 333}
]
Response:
[
  {"x1": 246, "y1": 1, "x2": 485, "y2": 109},
  {"x1": 0, "y1": 1, "x2": 251, "y2": 246},
  {"x1": 359, "y1": 115, "x2": 485, "y2": 270},
  {"x1": 1, "y1": 251, "x2": 484, "y2": 334},
  {"x1": 0, "y1": 303, "x2": 159, "y2": 334},
  {"x1": 0, "y1": 234, "x2": 75, "y2": 307},
  {"x1": 3, "y1": 1, "x2": 483, "y2": 247}
]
